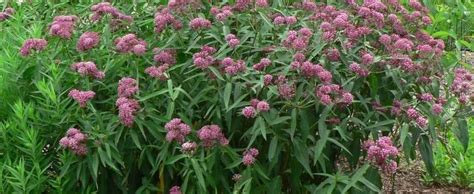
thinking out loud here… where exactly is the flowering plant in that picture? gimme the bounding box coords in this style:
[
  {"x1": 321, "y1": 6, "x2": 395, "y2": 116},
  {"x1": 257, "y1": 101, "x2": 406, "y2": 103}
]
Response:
[{"x1": 0, "y1": 0, "x2": 472, "y2": 193}]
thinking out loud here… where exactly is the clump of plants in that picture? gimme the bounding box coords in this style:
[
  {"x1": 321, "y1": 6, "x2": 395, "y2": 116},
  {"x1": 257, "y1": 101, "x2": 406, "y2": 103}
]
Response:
[{"x1": 0, "y1": 0, "x2": 472, "y2": 193}]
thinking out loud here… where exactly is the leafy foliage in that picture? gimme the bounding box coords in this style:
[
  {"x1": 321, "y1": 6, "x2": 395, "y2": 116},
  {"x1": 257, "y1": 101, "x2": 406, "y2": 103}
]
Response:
[{"x1": 0, "y1": 0, "x2": 472, "y2": 193}]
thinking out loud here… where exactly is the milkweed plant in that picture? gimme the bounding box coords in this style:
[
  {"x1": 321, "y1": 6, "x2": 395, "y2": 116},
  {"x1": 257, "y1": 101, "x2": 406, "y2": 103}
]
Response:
[{"x1": 0, "y1": 0, "x2": 472, "y2": 193}]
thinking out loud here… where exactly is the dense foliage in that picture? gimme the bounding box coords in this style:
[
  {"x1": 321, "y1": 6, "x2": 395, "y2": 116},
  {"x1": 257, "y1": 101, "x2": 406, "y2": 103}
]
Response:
[{"x1": 0, "y1": 0, "x2": 473, "y2": 193}]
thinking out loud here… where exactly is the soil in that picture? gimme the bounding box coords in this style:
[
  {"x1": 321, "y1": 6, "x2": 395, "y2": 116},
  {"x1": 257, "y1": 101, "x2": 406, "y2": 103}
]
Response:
[
  {"x1": 381, "y1": 157, "x2": 473, "y2": 193},
  {"x1": 462, "y1": 51, "x2": 474, "y2": 65}
]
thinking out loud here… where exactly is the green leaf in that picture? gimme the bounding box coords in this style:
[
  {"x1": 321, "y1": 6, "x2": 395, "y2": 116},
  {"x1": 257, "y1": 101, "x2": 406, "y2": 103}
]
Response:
[
  {"x1": 293, "y1": 139, "x2": 313, "y2": 177},
  {"x1": 363, "y1": 120, "x2": 395, "y2": 130},
  {"x1": 191, "y1": 159, "x2": 207, "y2": 191},
  {"x1": 342, "y1": 164, "x2": 370, "y2": 193},
  {"x1": 224, "y1": 82, "x2": 232, "y2": 110},
  {"x1": 418, "y1": 135, "x2": 434, "y2": 176},
  {"x1": 454, "y1": 118, "x2": 469, "y2": 152},
  {"x1": 268, "y1": 137, "x2": 278, "y2": 161}
]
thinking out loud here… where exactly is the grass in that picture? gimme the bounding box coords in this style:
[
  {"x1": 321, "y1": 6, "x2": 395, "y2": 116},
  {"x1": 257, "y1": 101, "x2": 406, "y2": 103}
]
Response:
[{"x1": 423, "y1": 119, "x2": 474, "y2": 189}]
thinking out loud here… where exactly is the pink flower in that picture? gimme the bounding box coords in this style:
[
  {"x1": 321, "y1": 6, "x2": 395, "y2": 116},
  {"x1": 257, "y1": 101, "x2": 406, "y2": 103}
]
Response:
[
  {"x1": 118, "y1": 77, "x2": 138, "y2": 98},
  {"x1": 145, "y1": 64, "x2": 170, "y2": 80},
  {"x1": 432, "y1": 103, "x2": 443, "y2": 115},
  {"x1": 419, "y1": 93, "x2": 434, "y2": 102},
  {"x1": 363, "y1": 136, "x2": 398, "y2": 174},
  {"x1": 379, "y1": 34, "x2": 391, "y2": 45},
  {"x1": 226, "y1": 34, "x2": 240, "y2": 48},
  {"x1": 165, "y1": 118, "x2": 192, "y2": 143},
  {"x1": 416, "y1": 116, "x2": 428, "y2": 128},
  {"x1": 49, "y1": 15, "x2": 78, "y2": 39},
  {"x1": 154, "y1": 8, "x2": 181, "y2": 33},
  {"x1": 68, "y1": 89, "x2": 95, "y2": 107},
  {"x1": 70, "y1": 61, "x2": 105, "y2": 79},
  {"x1": 114, "y1": 34, "x2": 147, "y2": 55},
  {"x1": 278, "y1": 83, "x2": 295, "y2": 100},
  {"x1": 361, "y1": 53, "x2": 374, "y2": 65},
  {"x1": 349, "y1": 62, "x2": 369, "y2": 77},
  {"x1": 91, "y1": 2, "x2": 132, "y2": 23},
  {"x1": 406, "y1": 108, "x2": 419, "y2": 119},
  {"x1": 256, "y1": 101, "x2": 270, "y2": 112},
  {"x1": 181, "y1": 141, "x2": 198, "y2": 154},
  {"x1": 20, "y1": 39, "x2": 48, "y2": 56},
  {"x1": 60, "y1": 128, "x2": 88, "y2": 156},
  {"x1": 263, "y1": 74, "x2": 273, "y2": 86},
  {"x1": 0, "y1": 7, "x2": 14, "y2": 21},
  {"x1": 193, "y1": 46, "x2": 216, "y2": 69},
  {"x1": 211, "y1": 6, "x2": 233, "y2": 21},
  {"x1": 242, "y1": 148, "x2": 259, "y2": 166},
  {"x1": 77, "y1": 32, "x2": 100, "y2": 52},
  {"x1": 169, "y1": 186, "x2": 182, "y2": 194},
  {"x1": 116, "y1": 97, "x2": 140, "y2": 127},
  {"x1": 197, "y1": 125, "x2": 228, "y2": 148},
  {"x1": 153, "y1": 48, "x2": 176, "y2": 65},
  {"x1": 341, "y1": 92, "x2": 354, "y2": 104},
  {"x1": 326, "y1": 48, "x2": 340, "y2": 61},
  {"x1": 189, "y1": 17, "x2": 211, "y2": 30},
  {"x1": 242, "y1": 106, "x2": 256, "y2": 118},
  {"x1": 255, "y1": 0, "x2": 269, "y2": 7}
]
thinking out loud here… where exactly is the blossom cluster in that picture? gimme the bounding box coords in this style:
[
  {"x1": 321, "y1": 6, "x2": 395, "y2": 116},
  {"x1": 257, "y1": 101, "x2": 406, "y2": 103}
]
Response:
[
  {"x1": 68, "y1": 89, "x2": 95, "y2": 108},
  {"x1": 225, "y1": 34, "x2": 240, "y2": 48},
  {"x1": 20, "y1": 39, "x2": 48, "y2": 56},
  {"x1": 220, "y1": 57, "x2": 246, "y2": 75},
  {"x1": 114, "y1": 34, "x2": 147, "y2": 55},
  {"x1": 210, "y1": 6, "x2": 233, "y2": 21},
  {"x1": 59, "y1": 128, "x2": 88, "y2": 156},
  {"x1": 242, "y1": 99, "x2": 270, "y2": 118},
  {"x1": 189, "y1": 17, "x2": 211, "y2": 30},
  {"x1": 451, "y1": 68, "x2": 474, "y2": 104},
  {"x1": 169, "y1": 186, "x2": 182, "y2": 194},
  {"x1": 154, "y1": 8, "x2": 182, "y2": 34},
  {"x1": 77, "y1": 32, "x2": 100, "y2": 52},
  {"x1": 70, "y1": 61, "x2": 105, "y2": 79},
  {"x1": 363, "y1": 136, "x2": 399, "y2": 174},
  {"x1": 145, "y1": 48, "x2": 176, "y2": 80},
  {"x1": 90, "y1": 2, "x2": 133, "y2": 23},
  {"x1": 0, "y1": 7, "x2": 14, "y2": 21},
  {"x1": 49, "y1": 15, "x2": 78, "y2": 39},
  {"x1": 253, "y1": 58, "x2": 271, "y2": 71},
  {"x1": 283, "y1": 27, "x2": 313, "y2": 50},
  {"x1": 272, "y1": 15, "x2": 297, "y2": 26},
  {"x1": 165, "y1": 118, "x2": 191, "y2": 143},
  {"x1": 315, "y1": 84, "x2": 353, "y2": 106},
  {"x1": 193, "y1": 46, "x2": 216, "y2": 69},
  {"x1": 116, "y1": 78, "x2": 140, "y2": 127},
  {"x1": 242, "y1": 148, "x2": 259, "y2": 166},
  {"x1": 197, "y1": 124, "x2": 229, "y2": 148}
]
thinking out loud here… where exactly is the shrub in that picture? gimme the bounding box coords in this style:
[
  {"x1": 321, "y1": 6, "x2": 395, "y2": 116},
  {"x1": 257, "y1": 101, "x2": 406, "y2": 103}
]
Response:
[{"x1": 0, "y1": 0, "x2": 472, "y2": 193}]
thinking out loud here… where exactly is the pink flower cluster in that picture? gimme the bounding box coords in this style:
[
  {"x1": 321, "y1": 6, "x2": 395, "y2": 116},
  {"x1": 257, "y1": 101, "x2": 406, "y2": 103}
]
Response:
[
  {"x1": 70, "y1": 61, "x2": 105, "y2": 79},
  {"x1": 293, "y1": 60, "x2": 333, "y2": 83},
  {"x1": 169, "y1": 186, "x2": 182, "y2": 194},
  {"x1": 326, "y1": 48, "x2": 340, "y2": 61},
  {"x1": 49, "y1": 15, "x2": 78, "y2": 39},
  {"x1": 349, "y1": 62, "x2": 369, "y2": 77},
  {"x1": 68, "y1": 89, "x2": 95, "y2": 108},
  {"x1": 154, "y1": 8, "x2": 182, "y2": 34},
  {"x1": 234, "y1": 0, "x2": 252, "y2": 11},
  {"x1": 277, "y1": 79, "x2": 295, "y2": 100},
  {"x1": 145, "y1": 64, "x2": 170, "y2": 80},
  {"x1": 242, "y1": 99, "x2": 270, "y2": 118},
  {"x1": 451, "y1": 68, "x2": 473, "y2": 104},
  {"x1": 406, "y1": 107, "x2": 428, "y2": 128},
  {"x1": 255, "y1": 0, "x2": 269, "y2": 7},
  {"x1": 167, "y1": 0, "x2": 199, "y2": 12},
  {"x1": 193, "y1": 46, "x2": 216, "y2": 69},
  {"x1": 253, "y1": 58, "x2": 271, "y2": 71},
  {"x1": 197, "y1": 124, "x2": 229, "y2": 148},
  {"x1": 225, "y1": 34, "x2": 240, "y2": 48},
  {"x1": 242, "y1": 148, "x2": 259, "y2": 166},
  {"x1": 91, "y1": 2, "x2": 133, "y2": 23},
  {"x1": 145, "y1": 48, "x2": 176, "y2": 80},
  {"x1": 165, "y1": 118, "x2": 191, "y2": 143},
  {"x1": 181, "y1": 141, "x2": 198, "y2": 154},
  {"x1": 114, "y1": 34, "x2": 147, "y2": 55},
  {"x1": 77, "y1": 32, "x2": 100, "y2": 52},
  {"x1": 20, "y1": 39, "x2": 48, "y2": 56},
  {"x1": 363, "y1": 136, "x2": 399, "y2": 174},
  {"x1": 263, "y1": 74, "x2": 273, "y2": 86},
  {"x1": 210, "y1": 6, "x2": 233, "y2": 22},
  {"x1": 273, "y1": 15, "x2": 297, "y2": 26},
  {"x1": 189, "y1": 17, "x2": 211, "y2": 30},
  {"x1": 59, "y1": 128, "x2": 88, "y2": 156},
  {"x1": 220, "y1": 57, "x2": 246, "y2": 75},
  {"x1": 116, "y1": 77, "x2": 139, "y2": 127},
  {"x1": 0, "y1": 7, "x2": 14, "y2": 21},
  {"x1": 283, "y1": 27, "x2": 313, "y2": 50},
  {"x1": 315, "y1": 84, "x2": 353, "y2": 105}
]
